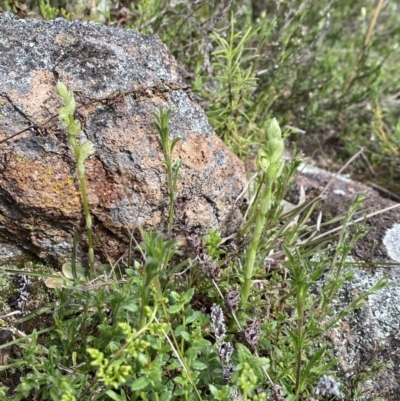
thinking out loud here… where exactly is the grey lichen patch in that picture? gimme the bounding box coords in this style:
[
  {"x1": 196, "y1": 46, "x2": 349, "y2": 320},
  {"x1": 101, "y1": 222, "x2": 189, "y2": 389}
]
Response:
[
  {"x1": 382, "y1": 223, "x2": 400, "y2": 262},
  {"x1": 0, "y1": 241, "x2": 25, "y2": 265},
  {"x1": 0, "y1": 12, "x2": 181, "y2": 97},
  {"x1": 169, "y1": 90, "x2": 214, "y2": 139},
  {"x1": 0, "y1": 261, "x2": 55, "y2": 322},
  {"x1": 343, "y1": 268, "x2": 399, "y2": 340},
  {"x1": 328, "y1": 266, "x2": 400, "y2": 399},
  {"x1": 0, "y1": 270, "x2": 15, "y2": 313}
]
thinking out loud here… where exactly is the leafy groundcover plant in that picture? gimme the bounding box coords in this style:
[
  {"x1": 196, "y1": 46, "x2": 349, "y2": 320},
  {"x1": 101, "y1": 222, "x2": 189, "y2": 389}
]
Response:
[{"x1": 0, "y1": 82, "x2": 387, "y2": 401}]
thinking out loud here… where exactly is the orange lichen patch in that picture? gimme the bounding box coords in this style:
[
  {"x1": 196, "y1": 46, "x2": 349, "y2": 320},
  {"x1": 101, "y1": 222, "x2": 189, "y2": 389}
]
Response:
[
  {"x1": 177, "y1": 135, "x2": 210, "y2": 169},
  {"x1": 7, "y1": 70, "x2": 59, "y2": 120},
  {"x1": 5, "y1": 155, "x2": 81, "y2": 214},
  {"x1": 85, "y1": 158, "x2": 122, "y2": 209},
  {"x1": 100, "y1": 115, "x2": 151, "y2": 151}
]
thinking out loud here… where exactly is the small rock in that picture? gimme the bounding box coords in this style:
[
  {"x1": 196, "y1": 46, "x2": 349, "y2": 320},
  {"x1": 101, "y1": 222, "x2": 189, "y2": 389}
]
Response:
[
  {"x1": 0, "y1": 13, "x2": 245, "y2": 266},
  {"x1": 290, "y1": 163, "x2": 400, "y2": 400}
]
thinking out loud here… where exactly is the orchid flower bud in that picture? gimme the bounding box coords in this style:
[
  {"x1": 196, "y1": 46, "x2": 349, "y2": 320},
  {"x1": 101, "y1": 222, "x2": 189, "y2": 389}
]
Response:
[
  {"x1": 267, "y1": 137, "x2": 284, "y2": 163},
  {"x1": 79, "y1": 141, "x2": 96, "y2": 162},
  {"x1": 266, "y1": 159, "x2": 285, "y2": 183},
  {"x1": 67, "y1": 119, "x2": 82, "y2": 138},
  {"x1": 266, "y1": 117, "x2": 282, "y2": 141},
  {"x1": 57, "y1": 81, "x2": 76, "y2": 116},
  {"x1": 256, "y1": 148, "x2": 271, "y2": 172},
  {"x1": 56, "y1": 81, "x2": 69, "y2": 99}
]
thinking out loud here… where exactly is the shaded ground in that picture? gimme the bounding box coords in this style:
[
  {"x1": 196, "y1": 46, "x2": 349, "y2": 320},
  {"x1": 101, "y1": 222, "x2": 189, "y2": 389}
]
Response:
[
  {"x1": 293, "y1": 132, "x2": 400, "y2": 201},
  {"x1": 286, "y1": 161, "x2": 400, "y2": 272}
]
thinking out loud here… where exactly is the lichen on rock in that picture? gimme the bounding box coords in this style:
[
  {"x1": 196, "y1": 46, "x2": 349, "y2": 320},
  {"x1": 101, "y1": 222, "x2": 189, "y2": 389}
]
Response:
[
  {"x1": 0, "y1": 13, "x2": 246, "y2": 266},
  {"x1": 382, "y1": 223, "x2": 400, "y2": 263}
]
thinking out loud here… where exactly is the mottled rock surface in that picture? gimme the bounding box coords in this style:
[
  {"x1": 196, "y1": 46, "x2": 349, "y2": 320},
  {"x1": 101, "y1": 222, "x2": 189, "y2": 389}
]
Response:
[
  {"x1": 0, "y1": 13, "x2": 245, "y2": 266},
  {"x1": 289, "y1": 163, "x2": 400, "y2": 400}
]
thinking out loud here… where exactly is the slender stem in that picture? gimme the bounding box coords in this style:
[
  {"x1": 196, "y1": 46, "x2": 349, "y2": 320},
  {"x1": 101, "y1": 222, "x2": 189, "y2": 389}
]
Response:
[
  {"x1": 167, "y1": 156, "x2": 174, "y2": 237},
  {"x1": 139, "y1": 276, "x2": 152, "y2": 328},
  {"x1": 154, "y1": 109, "x2": 180, "y2": 238},
  {"x1": 295, "y1": 311, "x2": 304, "y2": 396},
  {"x1": 67, "y1": 137, "x2": 95, "y2": 278},
  {"x1": 181, "y1": 316, "x2": 186, "y2": 354},
  {"x1": 77, "y1": 167, "x2": 95, "y2": 277},
  {"x1": 240, "y1": 182, "x2": 272, "y2": 311},
  {"x1": 71, "y1": 232, "x2": 79, "y2": 280},
  {"x1": 344, "y1": 0, "x2": 384, "y2": 92}
]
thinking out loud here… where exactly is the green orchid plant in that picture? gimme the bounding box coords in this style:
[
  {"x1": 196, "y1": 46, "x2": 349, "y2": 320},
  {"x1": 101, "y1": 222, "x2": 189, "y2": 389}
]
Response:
[
  {"x1": 240, "y1": 118, "x2": 285, "y2": 311},
  {"x1": 57, "y1": 81, "x2": 96, "y2": 278}
]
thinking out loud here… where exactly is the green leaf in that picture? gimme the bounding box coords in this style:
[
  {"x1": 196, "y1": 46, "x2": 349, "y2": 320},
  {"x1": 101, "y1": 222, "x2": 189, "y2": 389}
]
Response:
[
  {"x1": 286, "y1": 328, "x2": 299, "y2": 347},
  {"x1": 236, "y1": 343, "x2": 252, "y2": 360},
  {"x1": 137, "y1": 352, "x2": 148, "y2": 366},
  {"x1": 159, "y1": 390, "x2": 172, "y2": 401},
  {"x1": 300, "y1": 347, "x2": 326, "y2": 386},
  {"x1": 172, "y1": 158, "x2": 182, "y2": 174},
  {"x1": 266, "y1": 117, "x2": 282, "y2": 140},
  {"x1": 180, "y1": 331, "x2": 191, "y2": 341},
  {"x1": 170, "y1": 137, "x2": 181, "y2": 153},
  {"x1": 185, "y1": 347, "x2": 197, "y2": 360},
  {"x1": 62, "y1": 262, "x2": 86, "y2": 279},
  {"x1": 209, "y1": 384, "x2": 219, "y2": 397},
  {"x1": 256, "y1": 148, "x2": 270, "y2": 172},
  {"x1": 123, "y1": 302, "x2": 139, "y2": 313},
  {"x1": 169, "y1": 291, "x2": 180, "y2": 302},
  {"x1": 248, "y1": 356, "x2": 270, "y2": 369},
  {"x1": 283, "y1": 245, "x2": 296, "y2": 270},
  {"x1": 182, "y1": 287, "x2": 195, "y2": 304},
  {"x1": 130, "y1": 376, "x2": 149, "y2": 391},
  {"x1": 64, "y1": 96, "x2": 76, "y2": 116},
  {"x1": 194, "y1": 338, "x2": 211, "y2": 348},
  {"x1": 168, "y1": 304, "x2": 182, "y2": 314},
  {"x1": 58, "y1": 107, "x2": 70, "y2": 126},
  {"x1": 68, "y1": 119, "x2": 81, "y2": 137},
  {"x1": 106, "y1": 390, "x2": 126, "y2": 401},
  {"x1": 209, "y1": 384, "x2": 231, "y2": 401},
  {"x1": 185, "y1": 310, "x2": 200, "y2": 324},
  {"x1": 191, "y1": 360, "x2": 207, "y2": 370},
  {"x1": 79, "y1": 141, "x2": 96, "y2": 160},
  {"x1": 174, "y1": 324, "x2": 184, "y2": 334}
]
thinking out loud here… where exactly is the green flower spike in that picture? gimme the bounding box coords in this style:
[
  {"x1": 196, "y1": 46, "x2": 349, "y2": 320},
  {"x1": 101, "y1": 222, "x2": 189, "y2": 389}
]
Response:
[
  {"x1": 57, "y1": 81, "x2": 96, "y2": 277},
  {"x1": 240, "y1": 117, "x2": 285, "y2": 312}
]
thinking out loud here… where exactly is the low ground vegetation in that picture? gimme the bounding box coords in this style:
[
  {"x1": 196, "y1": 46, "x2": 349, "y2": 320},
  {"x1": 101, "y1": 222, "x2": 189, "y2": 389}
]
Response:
[{"x1": 0, "y1": 0, "x2": 398, "y2": 400}]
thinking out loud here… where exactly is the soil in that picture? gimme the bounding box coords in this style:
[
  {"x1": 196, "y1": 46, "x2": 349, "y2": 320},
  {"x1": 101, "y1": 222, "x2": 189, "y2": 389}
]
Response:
[
  {"x1": 284, "y1": 161, "x2": 400, "y2": 271},
  {"x1": 293, "y1": 132, "x2": 400, "y2": 200}
]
